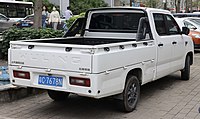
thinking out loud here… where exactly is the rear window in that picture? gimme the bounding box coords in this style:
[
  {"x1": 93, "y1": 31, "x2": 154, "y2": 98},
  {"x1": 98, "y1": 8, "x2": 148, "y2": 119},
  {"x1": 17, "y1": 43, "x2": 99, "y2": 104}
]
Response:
[
  {"x1": 173, "y1": 13, "x2": 200, "y2": 18},
  {"x1": 89, "y1": 12, "x2": 145, "y2": 32},
  {"x1": 25, "y1": 15, "x2": 34, "y2": 21},
  {"x1": 190, "y1": 19, "x2": 200, "y2": 26}
]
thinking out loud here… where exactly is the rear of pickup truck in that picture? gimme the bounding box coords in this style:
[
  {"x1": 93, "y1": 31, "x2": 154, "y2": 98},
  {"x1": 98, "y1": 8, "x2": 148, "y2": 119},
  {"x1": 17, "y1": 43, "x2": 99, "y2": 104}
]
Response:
[
  {"x1": 8, "y1": 36, "x2": 156, "y2": 99},
  {"x1": 9, "y1": 39, "x2": 96, "y2": 96},
  {"x1": 9, "y1": 7, "x2": 158, "y2": 112}
]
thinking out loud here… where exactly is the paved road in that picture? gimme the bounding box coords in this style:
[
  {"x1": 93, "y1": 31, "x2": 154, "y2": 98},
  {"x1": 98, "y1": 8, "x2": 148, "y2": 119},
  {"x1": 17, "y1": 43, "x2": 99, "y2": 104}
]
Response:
[{"x1": 0, "y1": 52, "x2": 200, "y2": 119}]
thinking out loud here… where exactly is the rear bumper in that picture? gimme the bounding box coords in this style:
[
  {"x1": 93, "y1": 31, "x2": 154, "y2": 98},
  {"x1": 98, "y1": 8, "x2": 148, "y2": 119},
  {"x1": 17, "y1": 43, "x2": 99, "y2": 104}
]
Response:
[{"x1": 9, "y1": 66, "x2": 124, "y2": 99}]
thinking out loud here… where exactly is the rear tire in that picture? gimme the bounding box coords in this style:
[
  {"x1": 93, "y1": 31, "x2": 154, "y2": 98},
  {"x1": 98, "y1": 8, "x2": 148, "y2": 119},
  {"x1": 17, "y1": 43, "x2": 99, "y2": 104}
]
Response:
[
  {"x1": 47, "y1": 90, "x2": 70, "y2": 101},
  {"x1": 181, "y1": 56, "x2": 190, "y2": 80},
  {"x1": 119, "y1": 76, "x2": 140, "y2": 112}
]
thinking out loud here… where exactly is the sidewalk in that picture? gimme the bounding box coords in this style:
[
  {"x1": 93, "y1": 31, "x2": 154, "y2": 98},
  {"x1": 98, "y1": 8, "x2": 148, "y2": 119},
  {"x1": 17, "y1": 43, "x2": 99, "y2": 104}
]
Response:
[
  {"x1": 0, "y1": 55, "x2": 199, "y2": 118},
  {"x1": 0, "y1": 59, "x2": 44, "y2": 102}
]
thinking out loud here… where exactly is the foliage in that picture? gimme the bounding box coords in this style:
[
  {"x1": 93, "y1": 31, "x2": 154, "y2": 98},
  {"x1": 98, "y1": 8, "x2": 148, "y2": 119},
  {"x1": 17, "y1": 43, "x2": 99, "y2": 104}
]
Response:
[
  {"x1": 27, "y1": 0, "x2": 57, "y2": 13},
  {"x1": 143, "y1": 0, "x2": 160, "y2": 8},
  {"x1": 174, "y1": 0, "x2": 181, "y2": 13},
  {"x1": 1, "y1": 28, "x2": 64, "y2": 58},
  {"x1": 67, "y1": 12, "x2": 85, "y2": 28},
  {"x1": 70, "y1": 0, "x2": 108, "y2": 15},
  {"x1": 192, "y1": 0, "x2": 200, "y2": 10}
]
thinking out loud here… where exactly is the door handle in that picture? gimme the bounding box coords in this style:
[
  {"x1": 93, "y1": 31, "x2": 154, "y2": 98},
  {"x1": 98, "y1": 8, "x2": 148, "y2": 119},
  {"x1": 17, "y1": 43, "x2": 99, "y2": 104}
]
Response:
[
  {"x1": 172, "y1": 41, "x2": 177, "y2": 45},
  {"x1": 158, "y1": 43, "x2": 164, "y2": 47}
]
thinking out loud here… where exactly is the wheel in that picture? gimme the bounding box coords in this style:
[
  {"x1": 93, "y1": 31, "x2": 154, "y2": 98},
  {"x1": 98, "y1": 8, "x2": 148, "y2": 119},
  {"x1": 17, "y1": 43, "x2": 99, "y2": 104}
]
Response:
[
  {"x1": 120, "y1": 76, "x2": 140, "y2": 112},
  {"x1": 181, "y1": 56, "x2": 190, "y2": 80},
  {"x1": 47, "y1": 90, "x2": 70, "y2": 101}
]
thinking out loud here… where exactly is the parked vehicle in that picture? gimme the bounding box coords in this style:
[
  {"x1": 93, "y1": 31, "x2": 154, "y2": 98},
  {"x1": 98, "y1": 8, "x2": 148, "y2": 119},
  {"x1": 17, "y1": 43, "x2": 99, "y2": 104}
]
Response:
[
  {"x1": 16, "y1": 14, "x2": 65, "y2": 30},
  {"x1": 8, "y1": 7, "x2": 194, "y2": 112},
  {"x1": 175, "y1": 17, "x2": 200, "y2": 48},
  {"x1": 0, "y1": 13, "x2": 16, "y2": 33},
  {"x1": 173, "y1": 13, "x2": 200, "y2": 18},
  {"x1": 15, "y1": 14, "x2": 34, "y2": 28},
  {"x1": 0, "y1": 0, "x2": 33, "y2": 21}
]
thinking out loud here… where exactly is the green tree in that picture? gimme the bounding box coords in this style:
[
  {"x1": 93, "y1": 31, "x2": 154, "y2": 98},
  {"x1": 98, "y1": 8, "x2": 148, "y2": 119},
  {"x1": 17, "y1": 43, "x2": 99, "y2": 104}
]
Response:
[
  {"x1": 27, "y1": 0, "x2": 57, "y2": 29},
  {"x1": 143, "y1": 0, "x2": 159, "y2": 8},
  {"x1": 70, "y1": 0, "x2": 108, "y2": 15},
  {"x1": 175, "y1": 0, "x2": 181, "y2": 13},
  {"x1": 192, "y1": 0, "x2": 200, "y2": 11},
  {"x1": 27, "y1": 0, "x2": 55, "y2": 12}
]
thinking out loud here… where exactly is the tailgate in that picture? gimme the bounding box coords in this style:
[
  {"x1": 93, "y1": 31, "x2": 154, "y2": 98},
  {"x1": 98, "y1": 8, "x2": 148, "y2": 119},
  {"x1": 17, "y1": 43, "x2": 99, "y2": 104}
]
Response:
[{"x1": 9, "y1": 42, "x2": 92, "y2": 73}]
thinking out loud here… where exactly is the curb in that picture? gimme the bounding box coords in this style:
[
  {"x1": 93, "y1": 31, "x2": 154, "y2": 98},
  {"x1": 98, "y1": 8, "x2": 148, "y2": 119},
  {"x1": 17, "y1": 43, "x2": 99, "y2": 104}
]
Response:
[{"x1": 0, "y1": 84, "x2": 45, "y2": 102}]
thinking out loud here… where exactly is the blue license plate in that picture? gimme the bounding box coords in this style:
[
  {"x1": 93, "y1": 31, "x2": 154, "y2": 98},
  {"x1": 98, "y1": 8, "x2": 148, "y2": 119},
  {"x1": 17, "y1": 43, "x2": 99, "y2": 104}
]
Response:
[
  {"x1": 22, "y1": 23, "x2": 29, "y2": 26},
  {"x1": 38, "y1": 75, "x2": 63, "y2": 87}
]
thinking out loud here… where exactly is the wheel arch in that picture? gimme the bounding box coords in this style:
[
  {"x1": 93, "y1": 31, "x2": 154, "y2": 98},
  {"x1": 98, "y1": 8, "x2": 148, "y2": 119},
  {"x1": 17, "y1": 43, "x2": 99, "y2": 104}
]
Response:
[
  {"x1": 126, "y1": 68, "x2": 142, "y2": 85},
  {"x1": 113, "y1": 68, "x2": 143, "y2": 101}
]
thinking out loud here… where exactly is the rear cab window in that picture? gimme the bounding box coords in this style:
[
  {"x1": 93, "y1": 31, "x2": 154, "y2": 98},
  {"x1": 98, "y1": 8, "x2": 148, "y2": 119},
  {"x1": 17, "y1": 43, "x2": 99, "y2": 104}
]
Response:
[
  {"x1": 89, "y1": 13, "x2": 144, "y2": 32},
  {"x1": 85, "y1": 9, "x2": 153, "y2": 40}
]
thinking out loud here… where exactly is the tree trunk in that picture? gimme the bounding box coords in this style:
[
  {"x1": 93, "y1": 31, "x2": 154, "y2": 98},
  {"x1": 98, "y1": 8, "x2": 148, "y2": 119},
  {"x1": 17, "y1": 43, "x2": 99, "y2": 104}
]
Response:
[
  {"x1": 33, "y1": 0, "x2": 42, "y2": 29},
  {"x1": 190, "y1": 0, "x2": 192, "y2": 12},
  {"x1": 177, "y1": 0, "x2": 181, "y2": 13},
  {"x1": 175, "y1": 0, "x2": 177, "y2": 12},
  {"x1": 186, "y1": 0, "x2": 189, "y2": 13},
  {"x1": 164, "y1": 0, "x2": 167, "y2": 10}
]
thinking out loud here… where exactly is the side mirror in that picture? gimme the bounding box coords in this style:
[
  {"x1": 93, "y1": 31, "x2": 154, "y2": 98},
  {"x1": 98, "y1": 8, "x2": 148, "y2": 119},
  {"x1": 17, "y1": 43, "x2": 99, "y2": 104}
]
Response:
[
  {"x1": 182, "y1": 27, "x2": 190, "y2": 35},
  {"x1": 190, "y1": 26, "x2": 197, "y2": 30},
  {"x1": 7, "y1": 18, "x2": 10, "y2": 21}
]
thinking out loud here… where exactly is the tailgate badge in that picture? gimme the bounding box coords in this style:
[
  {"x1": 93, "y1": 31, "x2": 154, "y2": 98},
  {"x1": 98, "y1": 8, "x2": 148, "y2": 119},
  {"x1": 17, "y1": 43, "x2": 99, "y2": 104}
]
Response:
[
  {"x1": 79, "y1": 68, "x2": 90, "y2": 71},
  {"x1": 11, "y1": 61, "x2": 24, "y2": 65}
]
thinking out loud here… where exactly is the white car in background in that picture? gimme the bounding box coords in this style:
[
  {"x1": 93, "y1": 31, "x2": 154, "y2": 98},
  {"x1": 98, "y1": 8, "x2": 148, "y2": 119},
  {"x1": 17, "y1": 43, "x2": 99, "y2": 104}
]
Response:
[
  {"x1": 175, "y1": 17, "x2": 200, "y2": 48},
  {"x1": 0, "y1": 13, "x2": 16, "y2": 33}
]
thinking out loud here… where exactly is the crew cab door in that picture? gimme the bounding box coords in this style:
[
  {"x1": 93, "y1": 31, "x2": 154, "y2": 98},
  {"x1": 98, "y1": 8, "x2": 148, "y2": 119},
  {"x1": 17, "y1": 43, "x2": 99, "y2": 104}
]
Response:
[
  {"x1": 153, "y1": 13, "x2": 184, "y2": 79},
  {"x1": 165, "y1": 15, "x2": 185, "y2": 71}
]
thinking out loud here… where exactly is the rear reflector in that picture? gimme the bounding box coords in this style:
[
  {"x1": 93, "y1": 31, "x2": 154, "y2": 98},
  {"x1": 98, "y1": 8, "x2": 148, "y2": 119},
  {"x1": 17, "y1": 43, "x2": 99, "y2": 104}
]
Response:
[
  {"x1": 69, "y1": 77, "x2": 90, "y2": 87},
  {"x1": 13, "y1": 70, "x2": 30, "y2": 79}
]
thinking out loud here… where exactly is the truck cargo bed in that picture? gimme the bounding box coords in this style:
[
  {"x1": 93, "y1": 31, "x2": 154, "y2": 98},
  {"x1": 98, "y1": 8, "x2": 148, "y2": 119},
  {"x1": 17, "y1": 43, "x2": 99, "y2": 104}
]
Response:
[{"x1": 25, "y1": 37, "x2": 135, "y2": 45}]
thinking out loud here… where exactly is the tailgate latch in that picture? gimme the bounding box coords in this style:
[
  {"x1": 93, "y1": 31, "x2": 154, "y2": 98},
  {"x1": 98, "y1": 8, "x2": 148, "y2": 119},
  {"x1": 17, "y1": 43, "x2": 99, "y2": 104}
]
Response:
[
  {"x1": 45, "y1": 69, "x2": 51, "y2": 72},
  {"x1": 65, "y1": 47, "x2": 72, "y2": 52},
  {"x1": 28, "y1": 45, "x2": 34, "y2": 49}
]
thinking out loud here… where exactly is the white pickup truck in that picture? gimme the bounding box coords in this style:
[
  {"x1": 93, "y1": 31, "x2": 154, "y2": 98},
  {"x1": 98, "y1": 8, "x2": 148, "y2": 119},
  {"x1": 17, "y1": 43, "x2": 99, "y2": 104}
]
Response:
[{"x1": 9, "y1": 7, "x2": 194, "y2": 112}]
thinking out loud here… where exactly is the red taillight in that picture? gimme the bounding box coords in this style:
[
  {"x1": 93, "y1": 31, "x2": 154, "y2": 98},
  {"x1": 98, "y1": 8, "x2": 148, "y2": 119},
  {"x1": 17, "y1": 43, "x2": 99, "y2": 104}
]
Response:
[
  {"x1": 69, "y1": 77, "x2": 90, "y2": 87},
  {"x1": 13, "y1": 70, "x2": 30, "y2": 79}
]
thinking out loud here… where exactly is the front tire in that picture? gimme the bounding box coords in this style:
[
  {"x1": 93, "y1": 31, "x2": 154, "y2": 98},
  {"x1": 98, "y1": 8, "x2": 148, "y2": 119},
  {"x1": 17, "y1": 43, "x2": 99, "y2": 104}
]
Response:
[
  {"x1": 181, "y1": 56, "x2": 190, "y2": 80},
  {"x1": 120, "y1": 76, "x2": 140, "y2": 112},
  {"x1": 47, "y1": 90, "x2": 70, "y2": 101}
]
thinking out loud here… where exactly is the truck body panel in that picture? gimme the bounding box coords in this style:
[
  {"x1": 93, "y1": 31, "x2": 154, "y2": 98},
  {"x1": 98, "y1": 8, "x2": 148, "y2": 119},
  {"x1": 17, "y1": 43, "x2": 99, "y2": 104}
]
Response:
[
  {"x1": 9, "y1": 42, "x2": 92, "y2": 73},
  {"x1": 8, "y1": 7, "x2": 194, "y2": 106}
]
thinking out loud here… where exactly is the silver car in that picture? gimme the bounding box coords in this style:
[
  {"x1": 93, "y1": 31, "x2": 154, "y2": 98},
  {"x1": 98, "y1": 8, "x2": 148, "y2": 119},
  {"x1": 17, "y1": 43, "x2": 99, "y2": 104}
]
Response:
[{"x1": 0, "y1": 13, "x2": 15, "y2": 33}]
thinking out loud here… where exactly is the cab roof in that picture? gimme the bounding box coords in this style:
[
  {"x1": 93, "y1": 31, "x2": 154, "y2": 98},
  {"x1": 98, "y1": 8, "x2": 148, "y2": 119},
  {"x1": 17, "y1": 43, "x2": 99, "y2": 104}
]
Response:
[{"x1": 87, "y1": 7, "x2": 171, "y2": 14}]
